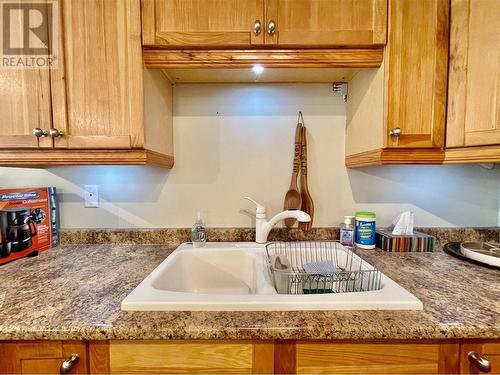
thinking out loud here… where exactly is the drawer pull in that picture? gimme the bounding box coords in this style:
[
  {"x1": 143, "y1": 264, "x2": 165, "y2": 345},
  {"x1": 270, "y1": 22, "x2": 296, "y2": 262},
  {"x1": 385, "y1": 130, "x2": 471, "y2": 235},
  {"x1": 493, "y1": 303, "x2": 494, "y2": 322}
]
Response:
[
  {"x1": 60, "y1": 353, "x2": 79, "y2": 374},
  {"x1": 468, "y1": 351, "x2": 491, "y2": 373}
]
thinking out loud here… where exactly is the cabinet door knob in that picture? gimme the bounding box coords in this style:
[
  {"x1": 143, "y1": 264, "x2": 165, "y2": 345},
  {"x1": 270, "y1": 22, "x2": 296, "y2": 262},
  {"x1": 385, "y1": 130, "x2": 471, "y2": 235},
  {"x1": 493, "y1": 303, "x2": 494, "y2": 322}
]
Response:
[
  {"x1": 389, "y1": 127, "x2": 401, "y2": 137},
  {"x1": 253, "y1": 20, "x2": 262, "y2": 35},
  {"x1": 60, "y1": 353, "x2": 79, "y2": 374},
  {"x1": 468, "y1": 352, "x2": 491, "y2": 373},
  {"x1": 49, "y1": 128, "x2": 65, "y2": 138},
  {"x1": 267, "y1": 20, "x2": 276, "y2": 35},
  {"x1": 32, "y1": 128, "x2": 48, "y2": 138}
]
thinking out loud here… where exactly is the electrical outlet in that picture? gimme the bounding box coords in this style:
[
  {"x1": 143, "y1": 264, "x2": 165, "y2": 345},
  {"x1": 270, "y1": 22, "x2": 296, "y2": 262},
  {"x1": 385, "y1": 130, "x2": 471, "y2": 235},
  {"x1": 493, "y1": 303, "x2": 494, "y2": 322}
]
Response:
[{"x1": 84, "y1": 185, "x2": 99, "y2": 208}]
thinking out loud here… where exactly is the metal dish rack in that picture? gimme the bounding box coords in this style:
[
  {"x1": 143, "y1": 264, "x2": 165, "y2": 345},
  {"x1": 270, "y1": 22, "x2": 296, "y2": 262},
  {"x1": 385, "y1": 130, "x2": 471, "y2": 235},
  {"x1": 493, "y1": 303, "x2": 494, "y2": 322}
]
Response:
[{"x1": 266, "y1": 241, "x2": 382, "y2": 295}]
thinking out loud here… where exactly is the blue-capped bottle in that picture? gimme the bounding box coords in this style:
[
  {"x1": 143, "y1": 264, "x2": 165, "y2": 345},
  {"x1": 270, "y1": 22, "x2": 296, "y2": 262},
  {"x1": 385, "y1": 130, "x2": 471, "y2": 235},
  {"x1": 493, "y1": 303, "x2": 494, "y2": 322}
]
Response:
[{"x1": 191, "y1": 212, "x2": 206, "y2": 247}]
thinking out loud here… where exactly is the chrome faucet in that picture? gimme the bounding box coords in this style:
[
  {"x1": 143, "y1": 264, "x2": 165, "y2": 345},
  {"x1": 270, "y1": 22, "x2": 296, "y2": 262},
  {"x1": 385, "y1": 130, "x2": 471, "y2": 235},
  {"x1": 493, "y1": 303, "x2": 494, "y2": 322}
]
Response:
[{"x1": 244, "y1": 197, "x2": 311, "y2": 244}]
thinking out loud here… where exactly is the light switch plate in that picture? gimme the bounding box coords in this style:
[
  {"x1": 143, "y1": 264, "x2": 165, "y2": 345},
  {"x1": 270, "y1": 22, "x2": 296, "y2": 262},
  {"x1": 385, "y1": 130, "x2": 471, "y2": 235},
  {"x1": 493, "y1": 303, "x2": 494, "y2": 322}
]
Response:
[{"x1": 84, "y1": 185, "x2": 99, "y2": 208}]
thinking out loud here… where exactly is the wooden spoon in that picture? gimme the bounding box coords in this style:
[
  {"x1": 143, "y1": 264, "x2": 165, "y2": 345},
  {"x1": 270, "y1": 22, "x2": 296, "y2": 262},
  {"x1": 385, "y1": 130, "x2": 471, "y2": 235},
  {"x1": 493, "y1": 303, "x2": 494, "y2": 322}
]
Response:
[
  {"x1": 283, "y1": 122, "x2": 303, "y2": 227},
  {"x1": 299, "y1": 126, "x2": 314, "y2": 230}
]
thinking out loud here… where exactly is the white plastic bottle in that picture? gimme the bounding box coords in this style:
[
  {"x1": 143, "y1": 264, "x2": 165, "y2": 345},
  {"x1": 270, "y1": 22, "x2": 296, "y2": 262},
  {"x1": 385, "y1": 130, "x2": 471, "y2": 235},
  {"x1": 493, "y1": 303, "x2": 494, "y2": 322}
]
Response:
[
  {"x1": 339, "y1": 215, "x2": 355, "y2": 248},
  {"x1": 191, "y1": 212, "x2": 206, "y2": 247}
]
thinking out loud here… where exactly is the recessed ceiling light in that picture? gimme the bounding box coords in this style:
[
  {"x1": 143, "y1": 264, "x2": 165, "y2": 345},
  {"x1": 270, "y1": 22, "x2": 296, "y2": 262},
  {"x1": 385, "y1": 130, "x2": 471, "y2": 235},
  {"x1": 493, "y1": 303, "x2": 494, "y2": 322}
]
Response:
[{"x1": 252, "y1": 64, "x2": 264, "y2": 75}]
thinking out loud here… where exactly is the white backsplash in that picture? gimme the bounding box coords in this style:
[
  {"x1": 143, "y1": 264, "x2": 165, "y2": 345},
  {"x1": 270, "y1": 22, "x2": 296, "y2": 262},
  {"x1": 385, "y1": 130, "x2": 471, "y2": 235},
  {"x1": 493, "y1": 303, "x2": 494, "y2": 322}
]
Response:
[{"x1": 1, "y1": 83, "x2": 499, "y2": 228}]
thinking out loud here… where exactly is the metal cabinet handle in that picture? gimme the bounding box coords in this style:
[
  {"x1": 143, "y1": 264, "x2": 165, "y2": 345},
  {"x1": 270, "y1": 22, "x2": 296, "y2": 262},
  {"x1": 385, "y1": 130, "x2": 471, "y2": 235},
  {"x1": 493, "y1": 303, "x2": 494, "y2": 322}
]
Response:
[
  {"x1": 468, "y1": 352, "x2": 491, "y2": 373},
  {"x1": 33, "y1": 128, "x2": 48, "y2": 138},
  {"x1": 389, "y1": 127, "x2": 401, "y2": 137},
  {"x1": 267, "y1": 20, "x2": 276, "y2": 35},
  {"x1": 60, "y1": 353, "x2": 79, "y2": 374},
  {"x1": 253, "y1": 20, "x2": 262, "y2": 35},
  {"x1": 49, "y1": 128, "x2": 65, "y2": 138}
]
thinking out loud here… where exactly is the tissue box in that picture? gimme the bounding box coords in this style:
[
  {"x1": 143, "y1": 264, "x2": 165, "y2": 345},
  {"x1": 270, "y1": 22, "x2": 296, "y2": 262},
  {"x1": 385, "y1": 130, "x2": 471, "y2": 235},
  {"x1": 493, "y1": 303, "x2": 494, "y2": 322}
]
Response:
[{"x1": 376, "y1": 228, "x2": 434, "y2": 252}]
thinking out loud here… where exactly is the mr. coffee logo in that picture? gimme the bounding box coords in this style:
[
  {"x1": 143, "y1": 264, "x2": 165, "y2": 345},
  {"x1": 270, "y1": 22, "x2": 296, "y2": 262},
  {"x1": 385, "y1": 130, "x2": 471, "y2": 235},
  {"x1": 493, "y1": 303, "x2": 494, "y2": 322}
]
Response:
[
  {"x1": 0, "y1": 192, "x2": 40, "y2": 200},
  {"x1": 1, "y1": 0, "x2": 59, "y2": 68}
]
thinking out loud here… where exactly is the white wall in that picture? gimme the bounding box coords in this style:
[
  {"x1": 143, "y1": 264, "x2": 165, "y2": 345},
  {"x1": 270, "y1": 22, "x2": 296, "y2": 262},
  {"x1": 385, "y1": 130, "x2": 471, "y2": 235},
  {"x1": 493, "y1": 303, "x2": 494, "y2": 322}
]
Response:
[{"x1": 1, "y1": 84, "x2": 499, "y2": 228}]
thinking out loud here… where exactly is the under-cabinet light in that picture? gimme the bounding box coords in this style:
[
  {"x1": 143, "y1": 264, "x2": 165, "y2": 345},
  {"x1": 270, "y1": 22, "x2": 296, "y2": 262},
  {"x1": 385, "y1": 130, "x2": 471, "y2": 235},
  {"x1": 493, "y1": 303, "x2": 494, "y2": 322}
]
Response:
[{"x1": 252, "y1": 64, "x2": 265, "y2": 75}]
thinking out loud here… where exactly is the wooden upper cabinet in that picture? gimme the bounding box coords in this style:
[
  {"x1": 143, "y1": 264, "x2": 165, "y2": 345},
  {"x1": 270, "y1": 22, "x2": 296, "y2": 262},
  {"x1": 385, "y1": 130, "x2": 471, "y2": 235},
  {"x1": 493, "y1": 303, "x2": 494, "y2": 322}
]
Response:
[
  {"x1": 385, "y1": 0, "x2": 448, "y2": 149},
  {"x1": 51, "y1": 0, "x2": 144, "y2": 149},
  {"x1": 345, "y1": 0, "x2": 448, "y2": 167},
  {"x1": 0, "y1": 69, "x2": 53, "y2": 149},
  {"x1": 142, "y1": 0, "x2": 265, "y2": 47},
  {"x1": 0, "y1": 0, "x2": 53, "y2": 150},
  {"x1": 265, "y1": 0, "x2": 387, "y2": 47},
  {"x1": 447, "y1": 0, "x2": 500, "y2": 148}
]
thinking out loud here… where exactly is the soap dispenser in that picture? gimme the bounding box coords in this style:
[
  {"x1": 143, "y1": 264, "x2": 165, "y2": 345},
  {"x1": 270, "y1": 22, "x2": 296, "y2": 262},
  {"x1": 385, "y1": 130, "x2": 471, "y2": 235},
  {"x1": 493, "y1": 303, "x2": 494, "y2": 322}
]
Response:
[
  {"x1": 340, "y1": 215, "x2": 355, "y2": 248},
  {"x1": 191, "y1": 212, "x2": 206, "y2": 247}
]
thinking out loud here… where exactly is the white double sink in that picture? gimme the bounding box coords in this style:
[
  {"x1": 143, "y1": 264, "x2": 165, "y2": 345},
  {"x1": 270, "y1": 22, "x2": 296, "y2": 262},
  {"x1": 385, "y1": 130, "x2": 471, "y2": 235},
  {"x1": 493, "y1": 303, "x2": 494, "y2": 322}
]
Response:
[{"x1": 122, "y1": 242, "x2": 422, "y2": 311}]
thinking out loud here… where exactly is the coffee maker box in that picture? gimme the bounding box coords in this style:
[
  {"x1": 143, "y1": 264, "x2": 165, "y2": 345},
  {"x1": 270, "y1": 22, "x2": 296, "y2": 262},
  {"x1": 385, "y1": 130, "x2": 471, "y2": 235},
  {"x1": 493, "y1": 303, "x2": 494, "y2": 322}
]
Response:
[{"x1": 0, "y1": 187, "x2": 59, "y2": 265}]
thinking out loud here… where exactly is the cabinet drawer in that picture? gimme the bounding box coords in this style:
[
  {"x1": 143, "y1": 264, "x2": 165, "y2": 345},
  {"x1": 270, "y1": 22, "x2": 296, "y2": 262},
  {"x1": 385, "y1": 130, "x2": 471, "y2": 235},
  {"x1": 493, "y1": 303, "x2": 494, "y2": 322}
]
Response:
[{"x1": 109, "y1": 340, "x2": 267, "y2": 374}]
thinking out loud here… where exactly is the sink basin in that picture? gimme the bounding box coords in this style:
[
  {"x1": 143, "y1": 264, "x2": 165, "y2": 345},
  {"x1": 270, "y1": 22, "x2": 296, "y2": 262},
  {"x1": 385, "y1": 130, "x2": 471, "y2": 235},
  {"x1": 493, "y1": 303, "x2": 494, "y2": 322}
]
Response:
[{"x1": 121, "y1": 242, "x2": 423, "y2": 311}]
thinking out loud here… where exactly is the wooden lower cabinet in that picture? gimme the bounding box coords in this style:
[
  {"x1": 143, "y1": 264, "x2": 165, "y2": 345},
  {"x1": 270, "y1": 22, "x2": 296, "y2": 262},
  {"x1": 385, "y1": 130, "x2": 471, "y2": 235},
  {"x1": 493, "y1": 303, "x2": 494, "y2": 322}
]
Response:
[
  {"x1": 460, "y1": 340, "x2": 500, "y2": 374},
  {"x1": 1, "y1": 339, "x2": 499, "y2": 374},
  {"x1": 0, "y1": 341, "x2": 88, "y2": 374}
]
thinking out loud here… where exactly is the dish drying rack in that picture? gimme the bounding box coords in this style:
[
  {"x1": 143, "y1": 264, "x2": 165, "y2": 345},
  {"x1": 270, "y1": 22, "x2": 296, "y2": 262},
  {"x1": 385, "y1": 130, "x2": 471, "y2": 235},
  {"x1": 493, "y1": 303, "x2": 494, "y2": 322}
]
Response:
[{"x1": 266, "y1": 241, "x2": 382, "y2": 295}]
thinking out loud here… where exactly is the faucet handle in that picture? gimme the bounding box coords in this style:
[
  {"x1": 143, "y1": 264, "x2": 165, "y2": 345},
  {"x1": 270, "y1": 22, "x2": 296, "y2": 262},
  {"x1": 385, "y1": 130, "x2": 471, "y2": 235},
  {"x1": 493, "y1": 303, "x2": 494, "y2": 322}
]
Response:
[{"x1": 244, "y1": 196, "x2": 266, "y2": 216}]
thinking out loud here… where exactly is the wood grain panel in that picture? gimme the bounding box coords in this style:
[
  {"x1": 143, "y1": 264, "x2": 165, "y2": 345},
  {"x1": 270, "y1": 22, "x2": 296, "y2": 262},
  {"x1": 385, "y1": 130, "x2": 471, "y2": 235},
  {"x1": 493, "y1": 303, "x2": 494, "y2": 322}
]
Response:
[
  {"x1": 0, "y1": 149, "x2": 174, "y2": 168},
  {"x1": 52, "y1": 0, "x2": 144, "y2": 149},
  {"x1": 20, "y1": 359, "x2": 64, "y2": 374},
  {"x1": 16, "y1": 341, "x2": 63, "y2": 359},
  {"x1": 141, "y1": 0, "x2": 156, "y2": 45},
  {"x1": 267, "y1": 0, "x2": 387, "y2": 46},
  {"x1": 150, "y1": 0, "x2": 264, "y2": 47},
  {"x1": 89, "y1": 341, "x2": 110, "y2": 374},
  {"x1": 109, "y1": 340, "x2": 253, "y2": 374},
  {"x1": 446, "y1": 0, "x2": 500, "y2": 148},
  {"x1": 296, "y1": 342, "x2": 441, "y2": 374},
  {"x1": 385, "y1": 0, "x2": 448, "y2": 149},
  {"x1": 445, "y1": 145, "x2": 500, "y2": 164},
  {"x1": 143, "y1": 48, "x2": 384, "y2": 68},
  {"x1": 274, "y1": 340, "x2": 296, "y2": 374},
  {"x1": 252, "y1": 341, "x2": 274, "y2": 374},
  {"x1": 345, "y1": 148, "x2": 445, "y2": 168}
]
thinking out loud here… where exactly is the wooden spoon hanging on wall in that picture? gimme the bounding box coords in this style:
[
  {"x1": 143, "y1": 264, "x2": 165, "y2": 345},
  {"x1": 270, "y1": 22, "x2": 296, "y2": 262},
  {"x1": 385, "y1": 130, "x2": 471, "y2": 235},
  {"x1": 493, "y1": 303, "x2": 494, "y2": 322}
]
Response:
[
  {"x1": 283, "y1": 121, "x2": 303, "y2": 228},
  {"x1": 299, "y1": 125, "x2": 314, "y2": 230}
]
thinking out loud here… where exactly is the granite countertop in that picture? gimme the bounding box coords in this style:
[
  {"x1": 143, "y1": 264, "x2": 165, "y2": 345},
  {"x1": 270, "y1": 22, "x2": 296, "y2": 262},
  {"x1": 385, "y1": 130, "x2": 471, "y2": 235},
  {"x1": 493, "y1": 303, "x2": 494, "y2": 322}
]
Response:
[{"x1": 0, "y1": 242, "x2": 498, "y2": 341}]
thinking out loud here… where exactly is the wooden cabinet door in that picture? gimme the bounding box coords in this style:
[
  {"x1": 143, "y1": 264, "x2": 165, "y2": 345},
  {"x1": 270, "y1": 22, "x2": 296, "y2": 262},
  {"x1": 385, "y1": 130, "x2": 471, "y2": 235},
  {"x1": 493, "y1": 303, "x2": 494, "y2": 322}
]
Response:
[
  {"x1": 460, "y1": 341, "x2": 500, "y2": 374},
  {"x1": 0, "y1": 68, "x2": 53, "y2": 149},
  {"x1": 0, "y1": 341, "x2": 88, "y2": 374},
  {"x1": 385, "y1": 0, "x2": 448, "y2": 149},
  {"x1": 50, "y1": 0, "x2": 144, "y2": 149},
  {"x1": 447, "y1": 0, "x2": 500, "y2": 148},
  {"x1": 142, "y1": 0, "x2": 265, "y2": 47},
  {"x1": 264, "y1": 0, "x2": 387, "y2": 46}
]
